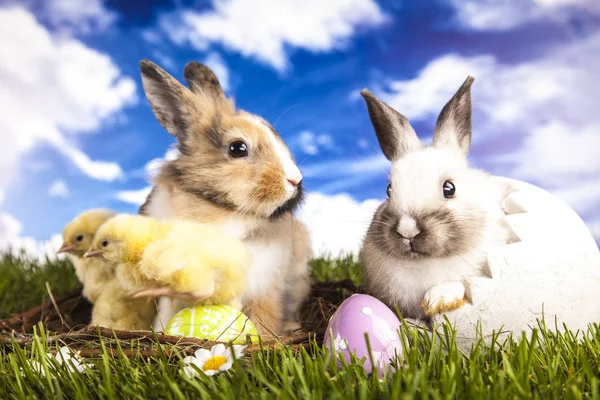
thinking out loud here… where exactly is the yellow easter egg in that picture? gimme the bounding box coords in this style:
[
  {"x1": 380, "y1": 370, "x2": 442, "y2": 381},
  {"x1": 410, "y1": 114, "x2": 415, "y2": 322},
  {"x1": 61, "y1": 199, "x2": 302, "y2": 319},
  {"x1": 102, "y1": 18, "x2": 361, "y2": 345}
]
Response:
[{"x1": 165, "y1": 305, "x2": 259, "y2": 344}]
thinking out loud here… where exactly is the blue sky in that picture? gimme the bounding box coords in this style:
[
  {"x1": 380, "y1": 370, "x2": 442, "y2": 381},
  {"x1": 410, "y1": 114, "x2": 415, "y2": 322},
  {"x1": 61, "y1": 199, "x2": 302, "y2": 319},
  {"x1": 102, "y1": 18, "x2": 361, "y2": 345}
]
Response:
[{"x1": 0, "y1": 0, "x2": 599, "y2": 257}]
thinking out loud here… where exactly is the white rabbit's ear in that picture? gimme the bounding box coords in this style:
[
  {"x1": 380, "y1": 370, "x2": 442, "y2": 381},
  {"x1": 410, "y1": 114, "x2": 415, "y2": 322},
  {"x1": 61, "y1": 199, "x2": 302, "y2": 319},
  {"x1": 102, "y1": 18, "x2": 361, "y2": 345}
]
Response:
[
  {"x1": 361, "y1": 89, "x2": 423, "y2": 161},
  {"x1": 432, "y1": 76, "x2": 474, "y2": 155},
  {"x1": 140, "y1": 60, "x2": 199, "y2": 142}
]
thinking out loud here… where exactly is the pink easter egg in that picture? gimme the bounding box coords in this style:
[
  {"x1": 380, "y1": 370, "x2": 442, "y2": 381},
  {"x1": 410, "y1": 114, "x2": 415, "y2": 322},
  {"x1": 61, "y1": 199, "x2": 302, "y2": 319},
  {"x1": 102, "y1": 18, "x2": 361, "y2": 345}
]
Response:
[{"x1": 323, "y1": 294, "x2": 403, "y2": 375}]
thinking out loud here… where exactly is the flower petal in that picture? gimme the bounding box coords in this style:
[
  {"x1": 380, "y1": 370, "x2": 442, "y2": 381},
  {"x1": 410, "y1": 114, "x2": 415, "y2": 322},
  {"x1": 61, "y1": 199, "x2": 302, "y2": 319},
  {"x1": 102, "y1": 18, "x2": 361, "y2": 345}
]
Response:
[
  {"x1": 211, "y1": 343, "x2": 226, "y2": 357},
  {"x1": 26, "y1": 360, "x2": 46, "y2": 377},
  {"x1": 232, "y1": 345, "x2": 247, "y2": 359},
  {"x1": 194, "y1": 349, "x2": 211, "y2": 361},
  {"x1": 183, "y1": 356, "x2": 198, "y2": 365},
  {"x1": 203, "y1": 369, "x2": 218, "y2": 376},
  {"x1": 181, "y1": 365, "x2": 200, "y2": 379},
  {"x1": 218, "y1": 362, "x2": 233, "y2": 372}
]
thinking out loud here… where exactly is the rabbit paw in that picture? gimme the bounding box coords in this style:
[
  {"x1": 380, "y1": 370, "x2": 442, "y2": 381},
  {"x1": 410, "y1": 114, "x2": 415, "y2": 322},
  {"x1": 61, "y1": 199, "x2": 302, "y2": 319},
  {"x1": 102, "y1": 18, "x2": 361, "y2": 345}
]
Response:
[
  {"x1": 127, "y1": 286, "x2": 208, "y2": 303},
  {"x1": 282, "y1": 321, "x2": 302, "y2": 336},
  {"x1": 421, "y1": 281, "x2": 467, "y2": 316}
]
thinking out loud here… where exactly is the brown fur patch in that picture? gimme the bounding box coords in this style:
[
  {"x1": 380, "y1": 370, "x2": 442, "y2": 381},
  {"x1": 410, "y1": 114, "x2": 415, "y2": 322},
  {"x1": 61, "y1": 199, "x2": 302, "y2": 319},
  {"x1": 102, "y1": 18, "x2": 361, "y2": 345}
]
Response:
[
  {"x1": 154, "y1": 109, "x2": 300, "y2": 218},
  {"x1": 142, "y1": 59, "x2": 300, "y2": 218},
  {"x1": 253, "y1": 166, "x2": 286, "y2": 202},
  {"x1": 282, "y1": 219, "x2": 313, "y2": 332},
  {"x1": 243, "y1": 295, "x2": 284, "y2": 338},
  {"x1": 140, "y1": 60, "x2": 311, "y2": 337}
]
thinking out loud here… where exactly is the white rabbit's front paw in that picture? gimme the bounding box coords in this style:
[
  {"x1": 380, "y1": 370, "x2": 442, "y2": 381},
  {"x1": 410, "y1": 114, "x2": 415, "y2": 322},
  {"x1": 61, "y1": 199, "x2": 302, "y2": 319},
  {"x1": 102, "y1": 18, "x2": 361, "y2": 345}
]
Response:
[{"x1": 422, "y1": 281, "x2": 468, "y2": 316}]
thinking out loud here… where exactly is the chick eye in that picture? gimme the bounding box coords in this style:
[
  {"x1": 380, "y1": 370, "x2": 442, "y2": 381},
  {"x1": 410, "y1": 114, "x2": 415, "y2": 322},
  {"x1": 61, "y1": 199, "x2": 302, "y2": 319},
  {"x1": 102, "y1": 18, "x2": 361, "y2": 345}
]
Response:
[
  {"x1": 101, "y1": 240, "x2": 109, "y2": 248},
  {"x1": 443, "y1": 180, "x2": 456, "y2": 199},
  {"x1": 386, "y1": 183, "x2": 392, "y2": 198},
  {"x1": 228, "y1": 140, "x2": 248, "y2": 158},
  {"x1": 75, "y1": 234, "x2": 84, "y2": 242}
]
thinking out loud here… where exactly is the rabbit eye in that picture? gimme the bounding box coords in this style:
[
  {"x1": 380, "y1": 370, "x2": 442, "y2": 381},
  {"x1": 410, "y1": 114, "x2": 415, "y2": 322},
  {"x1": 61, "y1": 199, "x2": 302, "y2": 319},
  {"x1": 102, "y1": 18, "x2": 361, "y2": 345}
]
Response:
[
  {"x1": 386, "y1": 184, "x2": 392, "y2": 197},
  {"x1": 101, "y1": 240, "x2": 109, "y2": 248},
  {"x1": 443, "y1": 180, "x2": 455, "y2": 198},
  {"x1": 75, "y1": 234, "x2": 84, "y2": 242},
  {"x1": 229, "y1": 140, "x2": 248, "y2": 158}
]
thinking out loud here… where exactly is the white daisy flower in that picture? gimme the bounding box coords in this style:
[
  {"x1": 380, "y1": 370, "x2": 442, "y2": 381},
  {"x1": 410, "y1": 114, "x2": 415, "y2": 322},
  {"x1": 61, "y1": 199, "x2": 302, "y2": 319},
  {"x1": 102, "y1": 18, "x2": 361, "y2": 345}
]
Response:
[
  {"x1": 53, "y1": 346, "x2": 91, "y2": 373},
  {"x1": 20, "y1": 346, "x2": 92, "y2": 377},
  {"x1": 181, "y1": 344, "x2": 246, "y2": 378},
  {"x1": 19, "y1": 360, "x2": 45, "y2": 377}
]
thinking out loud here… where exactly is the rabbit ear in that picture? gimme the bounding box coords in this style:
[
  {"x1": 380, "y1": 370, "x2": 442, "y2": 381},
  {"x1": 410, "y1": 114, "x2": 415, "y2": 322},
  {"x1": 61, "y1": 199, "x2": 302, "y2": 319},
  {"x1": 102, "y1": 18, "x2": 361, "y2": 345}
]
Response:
[
  {"x1": 140, "y1": 60, "x2": 198, "y2": 142},
  {"x1": 432, "y1": 76, "x2": 474, "y2": 155},
  {"x1": 183, "y1": 61, "x2": 226, "y2": 100},
  {"x1": 361, "y1": 89, "x2": 422, "y2": 161}
]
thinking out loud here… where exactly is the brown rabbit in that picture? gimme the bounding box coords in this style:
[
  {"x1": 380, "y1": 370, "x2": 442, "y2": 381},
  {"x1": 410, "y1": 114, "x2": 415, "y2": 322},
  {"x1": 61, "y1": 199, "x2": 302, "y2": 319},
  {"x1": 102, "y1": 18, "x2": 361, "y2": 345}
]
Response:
[{"x1": 137, "y1": 60, "x2": 312, "y2": 337}]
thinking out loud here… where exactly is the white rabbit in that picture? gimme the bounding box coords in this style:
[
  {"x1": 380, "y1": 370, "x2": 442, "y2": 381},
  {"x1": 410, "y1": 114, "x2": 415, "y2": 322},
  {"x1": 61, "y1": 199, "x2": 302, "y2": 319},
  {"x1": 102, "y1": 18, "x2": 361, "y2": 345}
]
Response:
[{"x1": 361, "y1": 77, "x2": 520, "y2": 323}]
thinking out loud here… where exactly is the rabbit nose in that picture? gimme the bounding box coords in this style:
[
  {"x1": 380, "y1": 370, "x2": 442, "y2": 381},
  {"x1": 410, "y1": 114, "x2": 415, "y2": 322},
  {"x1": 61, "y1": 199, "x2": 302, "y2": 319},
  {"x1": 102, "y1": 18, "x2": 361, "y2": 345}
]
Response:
[
  {"x1": 287, "y1": 178, "x2": 301, "y2": 188},
  {"x1": 396, "y1": 217, "x2": 421, "y2": 239}
]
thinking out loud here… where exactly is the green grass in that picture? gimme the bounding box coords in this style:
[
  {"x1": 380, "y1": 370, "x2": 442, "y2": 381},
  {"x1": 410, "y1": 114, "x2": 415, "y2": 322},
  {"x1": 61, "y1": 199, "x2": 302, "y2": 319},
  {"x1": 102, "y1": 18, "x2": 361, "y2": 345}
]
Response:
[
  {"x1": 0, "y1": 253, "x2": 81, "y2": 320},
  {"x1": 1, "y1": 253, "x2": 600, "y2": 399}
]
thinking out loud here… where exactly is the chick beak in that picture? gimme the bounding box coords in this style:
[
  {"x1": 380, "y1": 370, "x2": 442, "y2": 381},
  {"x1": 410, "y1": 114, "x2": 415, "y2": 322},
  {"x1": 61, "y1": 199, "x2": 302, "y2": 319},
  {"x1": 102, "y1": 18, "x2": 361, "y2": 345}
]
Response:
[
  {"x1": 83, "y1": 248, "x2": 103, "y2": 258},
  {"x1": 57, "y1": 243, "x2": 75, "y2": 254}
]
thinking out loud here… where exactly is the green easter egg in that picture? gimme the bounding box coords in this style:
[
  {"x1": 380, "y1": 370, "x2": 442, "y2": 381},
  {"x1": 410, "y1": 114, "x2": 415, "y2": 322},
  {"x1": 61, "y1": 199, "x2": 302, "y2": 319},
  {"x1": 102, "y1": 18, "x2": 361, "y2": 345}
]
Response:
[{"x1": 165, "y1": 305, "x2": 259, "y2": 344}]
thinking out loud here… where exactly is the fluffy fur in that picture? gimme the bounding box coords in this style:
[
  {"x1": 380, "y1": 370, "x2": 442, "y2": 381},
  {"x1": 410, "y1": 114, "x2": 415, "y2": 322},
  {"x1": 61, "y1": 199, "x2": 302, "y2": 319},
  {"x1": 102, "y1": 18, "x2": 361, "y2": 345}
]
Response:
[
  {"x1": 59, "y1": 209, "x2": 116, "y2": 303},
  {"x1": 89, "y1": 214, "x2": 251, "y2": 311},
  {"x1": 361, "y1": 77, "x2": 514, "y2": 322},
  {"x1": 91, "y1": 279, "x2": 156, "y2": 330},
  {"x1": 137, "y1": 60, "x2": 312, "y2": 336}
]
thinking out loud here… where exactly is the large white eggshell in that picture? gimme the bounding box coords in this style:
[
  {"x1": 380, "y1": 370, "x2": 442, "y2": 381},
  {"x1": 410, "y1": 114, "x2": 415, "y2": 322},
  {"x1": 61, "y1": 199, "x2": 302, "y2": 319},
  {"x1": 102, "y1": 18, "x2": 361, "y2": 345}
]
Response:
[{"x1": 431, "y1": 177, "x2": 600, "y2": 351}]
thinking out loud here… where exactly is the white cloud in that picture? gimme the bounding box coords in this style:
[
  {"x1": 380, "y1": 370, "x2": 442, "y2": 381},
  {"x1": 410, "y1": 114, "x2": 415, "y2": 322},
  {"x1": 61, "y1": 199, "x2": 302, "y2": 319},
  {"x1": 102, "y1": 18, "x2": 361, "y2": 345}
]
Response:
[
  {"x1": 151, "y1": 50, "x2": 177, "y2": 71},
  {"x1": 357, "y1": 138, "x2": 371, "y2": 149},
  {"x1": 295, "y1": 131, "x2": 335, "y2": 155},
  {"x1": 116, "y1": 144, "x2": 180, "y2": 205},
  {"x1": 141, "y1": 29, "x2": 162, "y2": 44},
  {"x1": 48, "y1": 180, "x2": 70, "y2": 198},
  {"x1": 51, "y1": 139, "x2": 123, "y2": 181},
  {"x1": 302, "y1": 154, "x2": 388, "y2": 179},
  {"x1": 448, "y1": 0, "x2": 600, "y2": 31},
  {"x1": 0, "y1": 7, "x2": 136, "y2": 197},
  {"x1": 115, "y1": 186, "x2": 152, "y2": 206},
  {"x1": 374, "y1": 54, "x2": 495, "y2": 121},
  {"x1": 43, "y1": 0, "x2": 117, "y2": 34},
  {"x1": 298, "y1": 192, "x2": 382, "y2": 257},
  {"x1": 158, "y1": 0, "x2": 388, "y2": 71},
  {"x1": 144, "y1": 144, "x2": 180, "y2": 179},
  {"x1": 0, "y1": 213, "x2": 63, "y2": 262},
  {"x1": 203, "y1": 52, "x2": 231, "y2": 92},
  {"x1": 508, "y1": 122, "x2": 600, "y2": 186},
  {"x1": 369, "y1": 32, "x2": 600, "y2": 217},
  {"x1": 19, "y1": 0, "x2": 117, "y2": 35},
  {"x1": 551, "y1": 177, "x2": 600, "y2": 216}
]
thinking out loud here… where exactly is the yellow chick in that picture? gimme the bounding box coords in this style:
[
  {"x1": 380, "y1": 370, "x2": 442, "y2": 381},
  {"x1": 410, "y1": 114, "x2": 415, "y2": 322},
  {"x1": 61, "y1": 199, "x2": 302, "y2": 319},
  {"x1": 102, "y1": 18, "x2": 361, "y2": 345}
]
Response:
[
  {"x1": 85, "y1": 214, "x2": 250, "y2": 311},
  {"x1": 91, "y1": 279, "x2": 156, "y2": 331},
  {"x1": 58, "y1": 209, "x2": 116, "y2": 303}
]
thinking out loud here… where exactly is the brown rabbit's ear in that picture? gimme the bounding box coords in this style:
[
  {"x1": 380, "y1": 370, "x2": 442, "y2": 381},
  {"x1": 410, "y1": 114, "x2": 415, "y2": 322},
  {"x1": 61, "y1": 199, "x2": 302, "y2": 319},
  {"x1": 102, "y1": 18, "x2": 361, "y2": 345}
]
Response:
[
  {"x1": 140, "y1": 60, "x2": 199, "y2": 141},
  {"x1": 183, "y1": 61, "x2": 226, "y2": 100},
  {"x1": 361, "y1": 89, "x2": 423, "y2": 161},
  {"x1": 432, "y1": 76, "x2": 474, "y2": 155}
]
